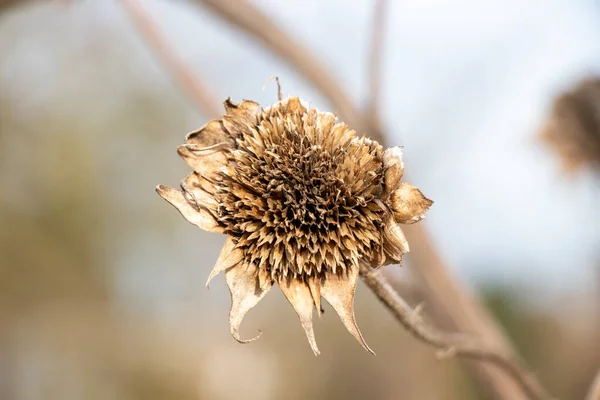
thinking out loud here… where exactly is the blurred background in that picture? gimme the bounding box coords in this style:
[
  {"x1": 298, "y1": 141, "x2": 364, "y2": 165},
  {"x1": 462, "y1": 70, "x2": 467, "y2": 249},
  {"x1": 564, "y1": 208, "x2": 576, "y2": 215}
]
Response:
[{"x1": 1, "y1": 0, "x2": 599, "y2": 399}]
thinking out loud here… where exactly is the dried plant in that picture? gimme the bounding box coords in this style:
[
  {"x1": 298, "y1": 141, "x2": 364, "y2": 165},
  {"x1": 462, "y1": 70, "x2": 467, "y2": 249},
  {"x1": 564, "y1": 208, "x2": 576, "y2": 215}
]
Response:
[
  {"x1": 156, "y1": 95, "x2": 432, "y2": 355},
  {"x1": 539, "y1": 77, "x2": 600, "y2": 173}
]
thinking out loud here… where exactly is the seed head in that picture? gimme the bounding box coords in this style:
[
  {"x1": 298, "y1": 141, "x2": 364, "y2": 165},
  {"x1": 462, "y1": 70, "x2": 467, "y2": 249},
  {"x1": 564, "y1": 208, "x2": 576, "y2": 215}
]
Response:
[
  {"x1": 539, "y1": 77, "x2": 600, "y2": 173},
  {"x1": 156, "y1": 96, "x2": 432, "y2": 354}
]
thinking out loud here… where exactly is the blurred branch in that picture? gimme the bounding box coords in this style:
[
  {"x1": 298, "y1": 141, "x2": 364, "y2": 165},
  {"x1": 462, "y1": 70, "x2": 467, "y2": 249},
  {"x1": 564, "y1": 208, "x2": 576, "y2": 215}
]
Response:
[
  {"x1": 0, "y1": 0, "x2": 26, "y2": 11},
  {"x1": 586, "y1": 369, "x2": 600, "y2": 400},
  {"x1": 122, "y1": 0, "x2": 221, "y2": 119},
  {"x1": 365, "y1": 0, "x2": 388, "y2": 140},
  {"x1": 359, "y1": 263, "x2": 554, "y2": 400},
  {"x1": 191, "y1": 0, "x2": 374, "y2": 140},
  {"x1": 134, "y1": 0, "x2": 553, "y2": 399}
]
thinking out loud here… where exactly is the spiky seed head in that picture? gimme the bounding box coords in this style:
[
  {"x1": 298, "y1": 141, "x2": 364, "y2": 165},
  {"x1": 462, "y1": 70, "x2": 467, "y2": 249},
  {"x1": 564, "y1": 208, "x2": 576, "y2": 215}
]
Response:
[{"x1": 156, "y1": 96, "x2": 432, "y2": 355}]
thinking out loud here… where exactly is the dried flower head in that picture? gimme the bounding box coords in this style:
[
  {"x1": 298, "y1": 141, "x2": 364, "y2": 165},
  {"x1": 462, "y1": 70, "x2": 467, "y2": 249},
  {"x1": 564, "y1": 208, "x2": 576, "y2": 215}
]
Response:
[
  {"x1": 156, "y1": 96, "x2": 432, "y2": 354},
  {"x1": 539, "y1": 77, "x2": 600, "y2": 173}
]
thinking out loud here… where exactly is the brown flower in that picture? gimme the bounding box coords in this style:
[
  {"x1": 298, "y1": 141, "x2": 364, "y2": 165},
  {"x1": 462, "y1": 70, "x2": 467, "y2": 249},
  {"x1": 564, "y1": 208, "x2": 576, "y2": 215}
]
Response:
[
  {"x1": 539, "y1": 77, "x2": 600, "y2": 173},
  {"x1": 156, "y1": 96, "x2": 432, "y2": 354}
]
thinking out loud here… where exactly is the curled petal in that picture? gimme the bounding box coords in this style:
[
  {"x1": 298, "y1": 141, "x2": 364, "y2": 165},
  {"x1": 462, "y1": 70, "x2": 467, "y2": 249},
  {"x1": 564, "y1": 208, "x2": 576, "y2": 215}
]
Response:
[
  {"x1": 390, "y1": 183, "x2": 433, "y2": 224},
  {"x1": 226, "y1": 262, "x2": 272, "y2": 344},
  {"x1": 224, "y1": 98, "x2": 260, "y2": 124},
  {"x1": 383, "y1": 146, "x2": 405, "y2": 193},
  {"x1": 177, "y1": 143, "x2": 230, "y2": 179},
  {"x1": 280, "y1": 279, "x2": 320, "y2": 355},
  {"x1": 206, "y1": 236, "x2": 244, "y2": 287},
  {"x1": 321, "y1": 267, "x2": 374, "y2": 354},
  {"x1": 382, "y1": 218, "x2": 410, "y2": 263},
  {"x1": 155, "y1": 185, "x2": 223, "y2": 233},
  {"x1": 186, "y1": 119, "x2": 234, "y2": 147}
]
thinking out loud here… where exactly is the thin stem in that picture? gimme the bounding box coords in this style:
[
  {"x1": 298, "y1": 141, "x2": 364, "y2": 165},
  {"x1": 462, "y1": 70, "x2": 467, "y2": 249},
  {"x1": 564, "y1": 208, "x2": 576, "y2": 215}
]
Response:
[{"x1": 359, "y1": 263, "x2": 554, "y2": 400}]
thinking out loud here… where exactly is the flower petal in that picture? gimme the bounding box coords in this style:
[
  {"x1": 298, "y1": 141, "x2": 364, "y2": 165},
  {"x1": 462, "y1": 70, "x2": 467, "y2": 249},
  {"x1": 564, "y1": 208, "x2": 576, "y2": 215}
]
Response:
[
  {"x1": 177, "y1": 143, "x2": 230, "y2": 179},
  {"x1": 382, "y1": 217, "x2": 410, "y2": 263},
  {"x1": 222, "y1": 99, "x2": 260, "y2": 138},
  {"x1": 285, "y1": 96, "x2": 307, "y2": 114},
  {"x1": 155, "y1": 185, "x2": 223, "y2": 233},
  {"x1": 206, "y1": 236, "x2": 245, "y2": 287},
  {"x1": 321, "y1": 267, "x2": 374, "y2": 354},
  {"x1": 181, "y1": 172, "x2": 218, "y2": 213},
  {"x1": 186, "y1": 119, "x2": 234, "y2": 147},
  {"x1": 279, "y1": 279, "x2": 320, "y2": 355},
  {"x1": 224, "y1": 98, "x2": 260, "y2": 123},
  {"x1": 390, "y1": 183, "x2": 433, "y2": 224},
  {"x1": 383, "y1": 146, "x2": 404, "y2": 193},
  {"x1": 226, "y1": 262, "x2": 272, "y2": 344},
  {"x1": 307, "y1": 276, "x2": 322, "y2": 317}
]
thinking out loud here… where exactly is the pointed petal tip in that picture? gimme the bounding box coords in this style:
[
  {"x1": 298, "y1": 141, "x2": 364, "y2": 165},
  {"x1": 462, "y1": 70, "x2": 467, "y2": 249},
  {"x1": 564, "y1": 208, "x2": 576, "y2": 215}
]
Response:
[{"x1": 321, "y1": 267, "x2": 375, "y2": 354}]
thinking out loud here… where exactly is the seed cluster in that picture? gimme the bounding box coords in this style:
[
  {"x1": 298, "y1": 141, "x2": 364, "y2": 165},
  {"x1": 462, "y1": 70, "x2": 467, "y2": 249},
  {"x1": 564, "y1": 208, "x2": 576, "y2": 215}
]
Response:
[{"x1": 217, "y1": 100, "x2": 385, "y2": 282}]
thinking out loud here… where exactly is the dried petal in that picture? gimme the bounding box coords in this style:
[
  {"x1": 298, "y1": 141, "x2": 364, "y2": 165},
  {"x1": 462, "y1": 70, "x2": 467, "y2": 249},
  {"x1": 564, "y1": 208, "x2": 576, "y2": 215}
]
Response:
[
  {"x1": 307, "y1": 276, "x2": 322, "y2": 317},
  {"x1": 155, "y1": 185, "x2": 223, "y2": 233},
  {"x1": 226, "y1": 262, "x2": 272, "y2": 343},
  {"x1": 280, "y1": 279, "x2": 320, "y2": 355},
  {"x1": 206, "y1": 236, "x2": 244, "y2": 287},
  {"x1": 181, "y1": 172, "x2": 218, "y2": 212},
  {"x1": 390, "y1": 183, "x2": 433, "y2": 224},
  {"x1": 285, "y1": 96, "x2": 307, "y2": 113},
  {"x1": 177, "y1": 143, "x2": 230, "y2": 179},
  {"x1": 383, "y1": 146, "x2": 404, "y2": 193},
  {"x1": 186, "y1": 119, "x2": 233, "y2": 147},
  {"x1": 321, "y1": 267, "x2": 374, "y2": 354},
  {"x1": 224, "y1": 98, "x2": 260, "y2": 123},
  {"x1": 382, "y1": 217, "x2": 409, "y2": 263}
]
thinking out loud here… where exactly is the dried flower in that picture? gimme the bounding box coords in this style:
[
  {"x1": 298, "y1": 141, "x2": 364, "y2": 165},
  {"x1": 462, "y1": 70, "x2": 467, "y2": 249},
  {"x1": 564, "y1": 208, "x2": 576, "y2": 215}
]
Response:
[
  {"x1": 156, "y1": 96, "x2": 432, "y2": 354},
  {"x1": 539, "y1": 77, "x2": 600, "y2": 173}
]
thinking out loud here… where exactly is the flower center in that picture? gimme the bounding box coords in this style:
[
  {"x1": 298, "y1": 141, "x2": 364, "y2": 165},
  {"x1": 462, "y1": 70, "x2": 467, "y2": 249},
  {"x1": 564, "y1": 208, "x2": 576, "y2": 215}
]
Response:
[{"x1": 216, "y1": 110, "x2": 385, "y2": 281}]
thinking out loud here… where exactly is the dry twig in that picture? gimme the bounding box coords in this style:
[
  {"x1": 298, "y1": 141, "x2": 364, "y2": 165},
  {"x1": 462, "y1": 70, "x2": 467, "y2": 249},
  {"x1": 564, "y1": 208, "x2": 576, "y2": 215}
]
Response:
[
  {"x1": 131, "y1": 0, "x2": 553, "y2": 398},
  {"x1": 360, "y1": 263, "x2": 554, "y2": 400}
]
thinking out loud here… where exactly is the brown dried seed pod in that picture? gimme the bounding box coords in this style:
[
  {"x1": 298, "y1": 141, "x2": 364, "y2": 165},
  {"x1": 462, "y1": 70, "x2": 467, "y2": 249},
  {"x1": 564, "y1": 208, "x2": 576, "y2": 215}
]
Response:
[
  {"x1": 156, "y1": 96, "x2": 433, "y2": 355},
  {"x1": 539, "y1": 76, "x2": 600, "y2": 173}
]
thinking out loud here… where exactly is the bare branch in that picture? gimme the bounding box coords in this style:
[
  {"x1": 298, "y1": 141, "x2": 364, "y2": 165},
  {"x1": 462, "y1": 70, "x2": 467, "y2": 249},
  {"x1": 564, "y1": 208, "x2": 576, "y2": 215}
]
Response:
[
  {"x1": 365, "y1": 0, "x2": 388, "y2": 137},
  {"x1": 586, "y1": 369, "x2": 600, "y2": 400},
  {"x1": 122, "y1": 0, "x2": 221, "y2": 119},
  {"x1": 359, "y1": 263, "x2": 555, "y2": 400}
]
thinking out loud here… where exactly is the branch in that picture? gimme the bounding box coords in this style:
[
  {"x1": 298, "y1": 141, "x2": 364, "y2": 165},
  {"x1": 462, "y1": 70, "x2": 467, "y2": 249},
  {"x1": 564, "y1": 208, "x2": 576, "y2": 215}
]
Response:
[
  {"x1": 365, "y1": 0, "x2": 388, "y2": 140},
  {"x1": 586, "y1": 369, "x2": 600, "y2": 400},
  {"x1": 359, "y1": 263, "x2": 554, "y2": 400},
  {"x1": 122, "y1": 0, "x2": 221, "y2": 119}
]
